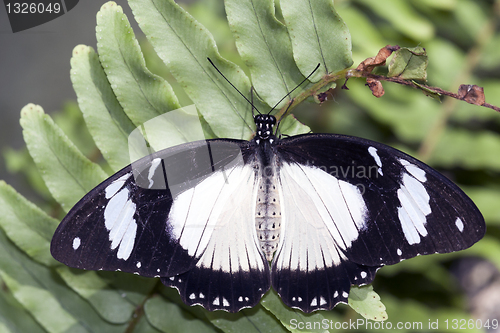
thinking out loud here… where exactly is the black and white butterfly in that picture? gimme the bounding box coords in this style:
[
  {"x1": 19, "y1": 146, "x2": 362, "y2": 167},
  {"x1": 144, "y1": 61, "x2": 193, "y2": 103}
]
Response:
[{"x1": 51, "y1": 65, "x2": 485, "y2": 313}]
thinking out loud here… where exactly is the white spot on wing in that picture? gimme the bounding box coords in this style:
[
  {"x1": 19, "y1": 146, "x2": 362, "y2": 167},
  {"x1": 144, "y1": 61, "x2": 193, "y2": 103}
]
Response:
[
  {"x1": 222, "y1": 297, "x2": 229, "y2": 307},
  {"x1": 361, "y1": 271, "x2": 367, "y2": 279},
  {"x1": 334, "y1": 291, "x2": 338, "y2": 298},
  {"x1": 399, "y1": 159, "x2": 426, "y2": 182},
  {"x1": 213, "y1": 297, "x2": 220, "y2": 306},
  {"x1": 455, "y1": 217, "x2": 464, "y2": 232},
  {"x1": 238, "y1": 296, "x2": 243, "y2": 302},
  {"x1": 136, "y1": 262, "x2": 141, "y2": 268},
  {"x1": 104, "y1": 188, "x2": 137, "y2": 260},
  {"x1": 105, "y1": 174, "x2": 130, "y2": 199},
  {"x1": 72, "y1": 237, "x2": 81, "y2": 250},
  {"x1": 311, "y1": 297, "x2": 317, "y2": 306},
  {"x1": 398, "y1": 207, "x2": 420, "y2": 244},
  {"x1": 320, "y1": 296, "x2": 327, "y2": 306},
  {"x1": 189, "y1": 293, "x2": 195, "y2": 300},
  {"x1": 368, "y1": 147, "x2": 383, "y2": 176},
  {"x1": 342, "y1": 291, "x2": 349, "y2": 298},
  {"x1": 397, "y1": 248, "x2": 402, "y2": 256},
  {"x1": 147, "y1": 158, "x2": 162, "y2": 189},
  {"x1": 397, "y1": 172, "x2": 431, "y2": 245}
]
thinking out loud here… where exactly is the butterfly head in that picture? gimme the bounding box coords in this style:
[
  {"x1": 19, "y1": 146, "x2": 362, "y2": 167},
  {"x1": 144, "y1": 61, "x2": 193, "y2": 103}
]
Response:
[{"x1": 254, "y1": 114, "x2": 277, "y2": 141}]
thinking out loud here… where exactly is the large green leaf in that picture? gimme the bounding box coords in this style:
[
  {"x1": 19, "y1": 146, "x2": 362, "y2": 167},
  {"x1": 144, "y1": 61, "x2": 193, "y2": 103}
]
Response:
[
  {"x1": 70, "y1": 44, "x2": 136, "y2": 172},
  {"x1": 96, "y1": 2, "x2": 181, "y2": 127},
  {"x1": 0, "y1": 275, "x2": 47, "y2": 333},
  {"x1": 145, "y1": 296, "x2": 220, "y2": 333},
  {"x1": 132, "y1": 316, "x2": 163, "y2": 333},
  {"x1": 281, "y1": 0, "x2": 353, "y2": 81},
  {"x1": 56, "y1": 267, "x2": 136, "y2": 324},
  {"x1": 0, "y1": 274, "x2": 84, "y2": 333},
  {"x1": 205, "y1": 306, "x2": 288, "y2": 333},
  {"x1": 0, "y1": 181, "x2": 58, "y2": 266},
  {"x1": 20, "y1": 104, "x2": 108, "y2": 212},
  {"x1": 128, "y1": 0, "x2": 256, "y2": 140},
  {"x1": 0, "y1": 230, "x2": 128, "y2": 333},
  {"x1": 225, "y1": 0, "x2": 305, "y2": 108}
]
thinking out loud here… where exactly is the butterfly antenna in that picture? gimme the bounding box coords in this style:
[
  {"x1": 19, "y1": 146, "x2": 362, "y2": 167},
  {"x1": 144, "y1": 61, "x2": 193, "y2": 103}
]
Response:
[
  {"x1": 268, "y1": 63, "x2": 321, "y2": 114},
  {"x1": 207, "y1": 58, "x2": 262, "y2": 115},
  {"x1": 274, "y1": 64, "x2": 320, "y2": 134},
  {"x1": 250, "y1": 87, "x2": 257, "y2": 117}
]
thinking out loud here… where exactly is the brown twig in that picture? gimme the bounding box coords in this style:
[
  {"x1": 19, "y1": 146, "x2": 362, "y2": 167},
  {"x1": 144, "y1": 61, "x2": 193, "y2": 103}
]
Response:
[
  {"x1": 276, "y1": 44, "x2": 500, "y2": 125},
  {"x1": 348, "y1": 71, "x2": 500, "y2": 113},
  {"x1": 382, "y1": 75, "x2": 500, "y2": 113}
]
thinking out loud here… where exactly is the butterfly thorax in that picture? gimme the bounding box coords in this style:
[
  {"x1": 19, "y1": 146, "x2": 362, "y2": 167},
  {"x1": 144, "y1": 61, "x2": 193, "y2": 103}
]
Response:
[
  {"x1": 254, "y1": 114, "x2": 277, "y2": 145},
  {"x1": 253, "y1": 114, "x2": 282, "y2": 261}
]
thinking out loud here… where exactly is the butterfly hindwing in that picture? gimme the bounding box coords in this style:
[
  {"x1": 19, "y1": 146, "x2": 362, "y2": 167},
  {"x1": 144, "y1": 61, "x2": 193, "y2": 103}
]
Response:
[
  {"x1": 162, "y1": 158, "x2": 271, "y2": 311},
  {"x1": 272, "y1": 159, "x2": 380, "y2": 311}
]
